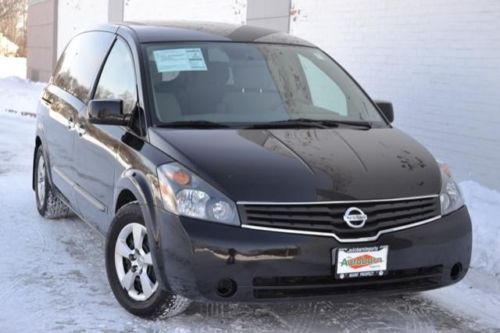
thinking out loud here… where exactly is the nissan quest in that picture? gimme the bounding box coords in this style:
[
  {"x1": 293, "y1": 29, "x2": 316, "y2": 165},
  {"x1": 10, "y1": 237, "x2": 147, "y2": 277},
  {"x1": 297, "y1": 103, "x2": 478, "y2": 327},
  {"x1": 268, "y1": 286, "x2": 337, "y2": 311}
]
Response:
[{"x1": 32, "y1": 21, "x2": 472, "y2": 318}]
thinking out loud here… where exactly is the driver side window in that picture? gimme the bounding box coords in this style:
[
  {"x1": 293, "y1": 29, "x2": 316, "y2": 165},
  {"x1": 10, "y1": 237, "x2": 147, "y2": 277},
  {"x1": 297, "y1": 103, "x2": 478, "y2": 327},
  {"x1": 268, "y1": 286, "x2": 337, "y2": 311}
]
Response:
[{"x1": 94, "y1": 39, "x2": 137, "y2": 115}]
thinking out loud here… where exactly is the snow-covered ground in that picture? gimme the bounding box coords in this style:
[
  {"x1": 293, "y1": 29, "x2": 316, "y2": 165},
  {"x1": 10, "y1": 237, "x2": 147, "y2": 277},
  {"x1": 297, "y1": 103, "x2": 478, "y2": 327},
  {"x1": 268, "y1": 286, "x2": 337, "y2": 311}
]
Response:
[{"x1": 0, "y1": 64, "x2": 499, "y2": 332}]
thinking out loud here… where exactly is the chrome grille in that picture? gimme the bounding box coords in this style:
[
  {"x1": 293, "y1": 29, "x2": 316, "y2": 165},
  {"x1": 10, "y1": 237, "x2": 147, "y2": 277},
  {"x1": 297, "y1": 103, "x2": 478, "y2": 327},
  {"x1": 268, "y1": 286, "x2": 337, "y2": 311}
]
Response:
[{"x1": 238, "y1": 195, "x2": 440, "y2": 240}]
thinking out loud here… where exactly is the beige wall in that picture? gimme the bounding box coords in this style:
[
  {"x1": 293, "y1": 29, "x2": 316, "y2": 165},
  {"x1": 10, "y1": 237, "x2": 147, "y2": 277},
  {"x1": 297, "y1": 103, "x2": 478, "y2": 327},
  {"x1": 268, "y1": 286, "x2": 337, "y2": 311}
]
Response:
[
  {"x1": 108, "y1": 0, "x2": 124, "y2": 23},
  {"x1": 247, "y1": 0, "x2": 290, "y2": 32},
  {"x1": 27, "y1": 0, "x2": 58, "y2": 82}
]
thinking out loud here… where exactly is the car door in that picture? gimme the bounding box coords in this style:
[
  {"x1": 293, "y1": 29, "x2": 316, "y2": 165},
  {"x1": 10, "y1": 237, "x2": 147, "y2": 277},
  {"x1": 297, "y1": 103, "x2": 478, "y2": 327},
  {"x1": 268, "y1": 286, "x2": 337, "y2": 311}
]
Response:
[
  {"x1": 73, "y1": 37, "x2": 138, "y2": 231},
  {"x1": 42, "y1": 86, "x2": 81, "y2": 208},
  {"x1": 43, "y1": 32, "x2": 113, "y2": 209}
]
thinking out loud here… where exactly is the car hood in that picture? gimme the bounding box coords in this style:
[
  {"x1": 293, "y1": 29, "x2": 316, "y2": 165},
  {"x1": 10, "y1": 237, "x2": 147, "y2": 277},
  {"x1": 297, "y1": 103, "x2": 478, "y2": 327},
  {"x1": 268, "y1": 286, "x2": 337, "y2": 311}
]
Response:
[{"x1": 149, "y1": 128, "x2": 441, "y2": 202}]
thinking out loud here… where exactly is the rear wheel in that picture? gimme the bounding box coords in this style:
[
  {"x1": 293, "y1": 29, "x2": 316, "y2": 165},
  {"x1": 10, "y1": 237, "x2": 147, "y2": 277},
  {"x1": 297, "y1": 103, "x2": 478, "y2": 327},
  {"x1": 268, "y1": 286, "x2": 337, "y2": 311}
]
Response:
[
  {"x1": 105, "y1": 202, "x2": 191, "y2": 318},
  {"x1": 34, "y1": 147, "x2": 70, "y2": 219}
]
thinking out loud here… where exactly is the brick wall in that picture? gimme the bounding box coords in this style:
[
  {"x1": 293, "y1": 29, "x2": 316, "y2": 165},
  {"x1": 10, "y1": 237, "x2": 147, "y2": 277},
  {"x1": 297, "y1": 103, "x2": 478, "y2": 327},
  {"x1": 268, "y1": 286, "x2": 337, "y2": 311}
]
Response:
[{"x1": 290, "y1": 0, "x2": 500, "y2": 189}]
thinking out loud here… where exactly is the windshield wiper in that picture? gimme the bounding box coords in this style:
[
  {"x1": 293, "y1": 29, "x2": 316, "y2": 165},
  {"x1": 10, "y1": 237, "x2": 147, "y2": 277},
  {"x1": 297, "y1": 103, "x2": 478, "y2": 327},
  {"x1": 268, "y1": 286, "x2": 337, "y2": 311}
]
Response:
[
  {"x1": 244, "y1": 118, "x2": 372, "y2": 129},
  {"x1": 244, "y1": 118, "x2": 334, "y2": 129},
  {"x1": 327, "y1": 120, "x2": 372, "y2": 129},
  {"x1": 157, "y1": 120, "x2": 230, "y2": 129},
  {"x1": 157, "y1": 119, "x2": 372, "y2": 130}
]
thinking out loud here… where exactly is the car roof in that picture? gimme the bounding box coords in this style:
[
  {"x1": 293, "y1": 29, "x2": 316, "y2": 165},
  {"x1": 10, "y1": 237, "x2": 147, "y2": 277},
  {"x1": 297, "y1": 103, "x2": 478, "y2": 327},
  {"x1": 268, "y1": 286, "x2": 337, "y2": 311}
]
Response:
[{"x1": 99, "y1": 21, "x2": 315, "y2": 46}]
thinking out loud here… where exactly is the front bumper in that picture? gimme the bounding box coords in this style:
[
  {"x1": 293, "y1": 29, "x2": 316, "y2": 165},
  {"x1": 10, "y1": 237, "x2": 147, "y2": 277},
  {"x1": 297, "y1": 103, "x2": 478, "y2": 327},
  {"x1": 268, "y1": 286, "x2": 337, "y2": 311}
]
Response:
[{"x1": 152, "y1": 206, "x2": 472, "y2": 303}]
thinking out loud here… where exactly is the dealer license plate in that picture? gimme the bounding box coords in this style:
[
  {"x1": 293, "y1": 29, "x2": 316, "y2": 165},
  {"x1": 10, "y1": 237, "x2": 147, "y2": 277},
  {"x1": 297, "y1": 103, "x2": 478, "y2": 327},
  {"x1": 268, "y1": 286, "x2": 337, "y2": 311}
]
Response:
[{"x1": 334, "y1": 246, "x2": 388, "y2": 279}]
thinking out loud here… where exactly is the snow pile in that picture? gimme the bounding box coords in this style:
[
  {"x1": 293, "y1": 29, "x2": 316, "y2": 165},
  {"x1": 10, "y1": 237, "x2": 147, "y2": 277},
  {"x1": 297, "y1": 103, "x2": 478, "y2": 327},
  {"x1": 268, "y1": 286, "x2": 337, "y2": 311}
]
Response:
[
  {"x1": 0, "y1": 56, "x2": 44, "y2": 117},
  {"x1": 0, "y1": 56, "x2": 27, "y2": 79},
  {"x1": 460, "y1": 180, "x2": 500, "y2": 276},
  {"x1": 0, "y1": 77, "x2": 44, "y2": 116}
]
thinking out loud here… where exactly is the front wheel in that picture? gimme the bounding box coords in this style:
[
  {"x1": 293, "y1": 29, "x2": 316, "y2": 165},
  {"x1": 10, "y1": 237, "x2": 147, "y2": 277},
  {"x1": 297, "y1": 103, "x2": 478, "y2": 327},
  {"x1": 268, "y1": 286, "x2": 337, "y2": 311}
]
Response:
[{"x1": 105, "y1": 202, "x2": 191, "y2": 318}]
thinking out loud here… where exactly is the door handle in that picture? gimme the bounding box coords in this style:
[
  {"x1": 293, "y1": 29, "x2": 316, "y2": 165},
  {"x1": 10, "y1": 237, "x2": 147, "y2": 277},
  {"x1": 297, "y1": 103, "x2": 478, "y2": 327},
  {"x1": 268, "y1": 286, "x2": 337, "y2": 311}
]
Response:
[{"x1": 67, "y1": 117, "x2": 74, "y2": 129}]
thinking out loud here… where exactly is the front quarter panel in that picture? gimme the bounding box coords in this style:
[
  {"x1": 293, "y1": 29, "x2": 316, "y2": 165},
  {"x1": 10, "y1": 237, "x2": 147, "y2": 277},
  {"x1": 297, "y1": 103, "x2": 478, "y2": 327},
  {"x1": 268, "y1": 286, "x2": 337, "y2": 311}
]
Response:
[
  {"x1": 33, "y1": 94, "x2": 51, "y2": 188},
  {"x1": 113, "y1": 132, "x2": 175, "y2": 287}
]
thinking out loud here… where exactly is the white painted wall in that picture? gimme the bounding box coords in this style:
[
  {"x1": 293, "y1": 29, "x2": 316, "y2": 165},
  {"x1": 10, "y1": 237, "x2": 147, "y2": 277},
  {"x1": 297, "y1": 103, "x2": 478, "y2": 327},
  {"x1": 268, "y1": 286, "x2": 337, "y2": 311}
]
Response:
[
  {"x1": 57, "y1": 0, "x2": 109, "y2": 56},
  {"x1": 290, "y1": 0, "x2": 500, "y2": 189},
  {"x1": 123, "y1": 0, "x2": 246, "y2": 24}
]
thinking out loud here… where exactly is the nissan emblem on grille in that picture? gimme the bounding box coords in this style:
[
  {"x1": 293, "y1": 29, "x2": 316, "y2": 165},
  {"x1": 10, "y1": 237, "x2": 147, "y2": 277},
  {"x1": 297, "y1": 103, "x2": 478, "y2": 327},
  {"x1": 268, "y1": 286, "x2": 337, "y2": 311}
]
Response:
[{"x1": 343, "y1": 207, "x2": 368, "y2": 228}]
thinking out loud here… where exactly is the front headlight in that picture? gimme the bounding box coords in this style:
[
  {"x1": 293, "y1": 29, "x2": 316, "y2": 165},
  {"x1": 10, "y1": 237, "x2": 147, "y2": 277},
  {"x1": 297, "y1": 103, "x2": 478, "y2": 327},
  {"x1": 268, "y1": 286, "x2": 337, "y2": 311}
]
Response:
[
  {"x1": 157, "y1": 163, "x2": 240, "y2": 226},
  {"x1": 439, "y1": 164, "x2": 465, "y2": 215}
]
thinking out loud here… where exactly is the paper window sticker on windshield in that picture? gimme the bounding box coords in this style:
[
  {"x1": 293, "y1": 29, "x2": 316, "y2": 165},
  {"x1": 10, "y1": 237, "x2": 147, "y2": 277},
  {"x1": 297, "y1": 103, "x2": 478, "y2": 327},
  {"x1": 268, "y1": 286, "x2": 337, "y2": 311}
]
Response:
[{"x1": 153, "y1": 48, "x2": 208, "y2": 73}]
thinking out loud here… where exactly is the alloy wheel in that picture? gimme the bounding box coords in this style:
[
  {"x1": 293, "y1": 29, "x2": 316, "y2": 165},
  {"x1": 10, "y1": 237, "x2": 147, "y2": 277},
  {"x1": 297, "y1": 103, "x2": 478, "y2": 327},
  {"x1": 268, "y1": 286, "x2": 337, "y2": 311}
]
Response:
[
  {"x1": 114, "y1": 223, "x2": 158, "y2": 301},
  {"x1": 36, "y1": 154, "x2": 46, "y2": 206}
]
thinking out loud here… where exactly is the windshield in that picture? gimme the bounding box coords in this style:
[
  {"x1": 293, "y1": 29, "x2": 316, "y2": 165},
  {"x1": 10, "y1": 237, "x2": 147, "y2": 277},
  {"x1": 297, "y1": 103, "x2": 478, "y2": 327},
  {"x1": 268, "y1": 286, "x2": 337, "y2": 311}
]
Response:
[{"x1": 144, "y1": 42, "x2": 387, "y2": 128}]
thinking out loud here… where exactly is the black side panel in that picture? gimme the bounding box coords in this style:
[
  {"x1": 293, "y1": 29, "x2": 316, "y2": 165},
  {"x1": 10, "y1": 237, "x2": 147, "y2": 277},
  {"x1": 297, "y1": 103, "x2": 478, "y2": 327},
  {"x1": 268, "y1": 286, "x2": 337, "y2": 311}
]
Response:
[{"x1": 43, "y1": 85, "x2": 84, "y2": 210}]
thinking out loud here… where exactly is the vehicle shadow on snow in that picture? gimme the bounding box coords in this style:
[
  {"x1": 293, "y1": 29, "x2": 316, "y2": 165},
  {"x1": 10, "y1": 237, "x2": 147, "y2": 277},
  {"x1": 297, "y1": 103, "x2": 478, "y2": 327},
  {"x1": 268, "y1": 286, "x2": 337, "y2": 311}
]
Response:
[{"x1": 171, "y1": 293, "x2": 482, "y2": 332}]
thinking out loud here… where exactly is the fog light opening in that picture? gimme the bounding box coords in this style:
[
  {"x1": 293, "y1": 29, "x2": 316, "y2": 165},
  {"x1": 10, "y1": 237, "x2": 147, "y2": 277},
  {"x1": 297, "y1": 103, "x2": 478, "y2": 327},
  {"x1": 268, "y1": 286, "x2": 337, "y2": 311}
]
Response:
[
  {"x1": 216, "y1": 278, "x2": 237, "y2": 298},
  {"x1": 450, "y1": 263, "x2": 462, "y2": 281}
]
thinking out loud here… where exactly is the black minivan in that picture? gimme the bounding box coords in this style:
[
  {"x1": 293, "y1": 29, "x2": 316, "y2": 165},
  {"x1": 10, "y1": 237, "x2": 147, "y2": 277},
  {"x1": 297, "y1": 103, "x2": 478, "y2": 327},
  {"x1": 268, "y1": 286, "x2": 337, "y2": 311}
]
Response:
[{"x1": 33, "y1": 22, "x2": 472, "y2": 318}]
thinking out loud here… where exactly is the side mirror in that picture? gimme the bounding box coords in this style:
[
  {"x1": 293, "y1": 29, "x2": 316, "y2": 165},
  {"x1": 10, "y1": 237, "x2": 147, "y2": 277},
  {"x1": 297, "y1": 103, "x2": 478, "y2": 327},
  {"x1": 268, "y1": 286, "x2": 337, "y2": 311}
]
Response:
[
  {"x1": 374, "y1": 100, "x2": 394, "y2": 123},
  {"x1": 88, "y1": 99, "x2": 129, "y2": 126}
]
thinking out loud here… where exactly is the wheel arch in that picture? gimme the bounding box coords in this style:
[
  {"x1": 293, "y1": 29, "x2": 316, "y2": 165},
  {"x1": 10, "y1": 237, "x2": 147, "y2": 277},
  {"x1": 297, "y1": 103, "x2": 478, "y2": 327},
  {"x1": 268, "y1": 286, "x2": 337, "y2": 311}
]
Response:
[
  {"x1": 113, "y1": 170, "x2": 158, "y2": 218},
  {"x1": 32, "y1": 136, "x2": 42, "y2": 190},
  {"x1": 33, "y1": 136, "x2": 54, "y2": 191},
  {"x1": 115, "y1": 189, "x2": 138, "y2": 213},
  {"x1": 113, "y1": 169, "x2": 167, "y2": 289}
]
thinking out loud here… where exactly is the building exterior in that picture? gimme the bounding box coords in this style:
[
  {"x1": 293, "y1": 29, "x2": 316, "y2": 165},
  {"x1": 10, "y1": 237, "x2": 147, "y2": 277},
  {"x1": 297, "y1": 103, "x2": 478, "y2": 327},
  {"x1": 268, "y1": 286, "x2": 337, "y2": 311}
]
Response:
[
  {"x1": 26, "y1": 0, "x2": 57, "y2": 81},
  {"x1": 27, "y1": 0, "x2": 290, "y2": 81},
  {"x1": 26, "y1": 0, "x2": 500, "y2": 190}
]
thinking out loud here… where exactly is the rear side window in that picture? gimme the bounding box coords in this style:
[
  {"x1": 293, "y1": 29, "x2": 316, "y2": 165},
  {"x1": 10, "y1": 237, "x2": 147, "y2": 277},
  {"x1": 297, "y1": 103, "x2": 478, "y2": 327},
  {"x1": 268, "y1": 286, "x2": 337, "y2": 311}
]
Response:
[
  {"x1": 94, "y1": 39, "x2": 137, "y2": 115},
  {"x1": 52, "y1": 32, "x2": 114, "y2": 102}
]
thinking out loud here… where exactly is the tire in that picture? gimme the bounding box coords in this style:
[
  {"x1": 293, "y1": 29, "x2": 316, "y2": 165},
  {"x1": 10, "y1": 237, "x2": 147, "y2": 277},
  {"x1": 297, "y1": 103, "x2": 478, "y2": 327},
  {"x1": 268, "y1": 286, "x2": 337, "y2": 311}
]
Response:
[
  {"x1": 34, "y1": 147, "x2": 70, "y2": 219},
  {"x1": 105, "y1": 202, "x2": 191, "y2": 318}
]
